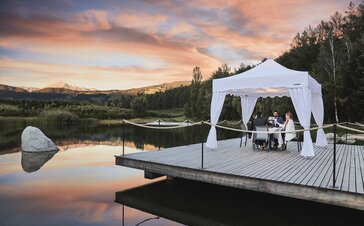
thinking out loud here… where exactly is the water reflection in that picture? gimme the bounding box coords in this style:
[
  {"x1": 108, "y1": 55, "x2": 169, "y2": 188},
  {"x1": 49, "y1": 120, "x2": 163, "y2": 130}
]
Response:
[
  {"x1": 115, "y1": 179, "x2": 364, "y2": 226},
  {"x1": 0, "y1": 145, "x2": 167, "y2": 226},
  {"x1": 21, "y1": 150, "x2": 58, "y2": 173},
  {"x1": 0, "y1": 119, "x2": 242, "y2": 154}
]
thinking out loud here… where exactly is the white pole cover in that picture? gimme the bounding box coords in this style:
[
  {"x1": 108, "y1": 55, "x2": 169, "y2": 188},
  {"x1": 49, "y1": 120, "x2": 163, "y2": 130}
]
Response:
[
  {"x1": 288, "y1": 88, "x2": 315, "y2": 157},
  {"x1": 206, "y1": 91, "x2": 226, "y2": 149},
  {"x1": 311, "y1": 94, "x2": 328, "y2": 146},
  {"x1": 240, "y1": 96, "x2": 257, "y2": 129}
]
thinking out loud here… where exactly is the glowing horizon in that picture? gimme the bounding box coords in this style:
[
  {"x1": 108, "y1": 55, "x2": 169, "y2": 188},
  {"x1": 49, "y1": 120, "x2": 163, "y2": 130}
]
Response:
[{"x1": 0, "y1": 0, "x2": 359, "y2": 90}]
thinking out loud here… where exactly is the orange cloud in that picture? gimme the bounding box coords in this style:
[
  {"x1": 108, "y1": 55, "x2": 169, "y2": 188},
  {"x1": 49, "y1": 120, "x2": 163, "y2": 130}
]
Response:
[{"x1": 115, "y1": 11, "x2": 167, "y2": 33}]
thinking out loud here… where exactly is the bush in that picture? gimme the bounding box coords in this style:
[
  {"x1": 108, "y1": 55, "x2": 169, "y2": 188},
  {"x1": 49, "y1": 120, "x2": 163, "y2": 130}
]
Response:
[
  {"x1": 0, "y1": 104, "x2": 23, "y2": 116},
  {"x1": 40, "y1": 110, "x2": 80, "y2": 125},
  {"x1": 65, "y1": 105, "x2": 135, "y2": 119},
  {"x1": 131, "y1": 95, "x2": 147, "y2": 115}
]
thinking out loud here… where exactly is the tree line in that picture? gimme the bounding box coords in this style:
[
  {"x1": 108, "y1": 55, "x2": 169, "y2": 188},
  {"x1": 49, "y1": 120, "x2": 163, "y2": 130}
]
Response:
[
  {"x1": 184, "y1": 2, "x2": 364, "y2": 123},
  {"x1": 276, "y1": 2, "x2": 364, "y2": 122}
]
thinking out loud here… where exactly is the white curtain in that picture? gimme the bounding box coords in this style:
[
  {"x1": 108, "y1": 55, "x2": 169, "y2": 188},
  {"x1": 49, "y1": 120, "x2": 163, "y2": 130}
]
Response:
[
  {"x1": 311, "y1": 94, "x2": 328, "y2": 146},
  {"x1": 206, "y1": 91, "x2": 226, "y2": 149},
  {"x1": 240, "y1": 96, "x2": 257, "y2": 129},
  {"x1": 288, "y1": 88, "x2": 315, "y2": 157}
]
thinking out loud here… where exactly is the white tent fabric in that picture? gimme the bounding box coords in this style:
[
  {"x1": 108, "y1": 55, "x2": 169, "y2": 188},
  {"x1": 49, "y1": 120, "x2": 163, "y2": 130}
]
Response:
[
  {"x1": 213, "y1": 60, "x2": 322, "y2": 96},
  {"x1": 206, "y1": 59, "x2": 327, "y2": 157},
  {"x1": 288, "y1": 88, "x2": 314, "y2": 157},
  {"x1": 311, "y1": 94, "x2": 328, "y2": 146},
  {"x1": 240, "y1": 96, "x2": 258, "y2": 130},
  {"x1": 206, "y1": 91, "x2": 226, "y2": 149}
]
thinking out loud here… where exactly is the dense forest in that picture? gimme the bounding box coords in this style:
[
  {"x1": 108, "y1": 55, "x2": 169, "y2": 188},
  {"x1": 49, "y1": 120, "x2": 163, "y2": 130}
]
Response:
[{"x1": 0, "y1": 2, "x2": 362, "y2": 123}]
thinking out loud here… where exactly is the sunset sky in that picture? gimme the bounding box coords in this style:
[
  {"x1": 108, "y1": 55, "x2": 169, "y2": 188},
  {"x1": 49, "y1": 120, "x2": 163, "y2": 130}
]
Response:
[{"x1": 0, "y1": 0, "x2": 360, "y2": 90}]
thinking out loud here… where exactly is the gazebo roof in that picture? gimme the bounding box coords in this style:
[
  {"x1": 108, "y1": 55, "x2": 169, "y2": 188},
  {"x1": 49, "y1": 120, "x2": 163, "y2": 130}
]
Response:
[{"x1": 213, "y1": 59, "x2": 321, "y2": 97}]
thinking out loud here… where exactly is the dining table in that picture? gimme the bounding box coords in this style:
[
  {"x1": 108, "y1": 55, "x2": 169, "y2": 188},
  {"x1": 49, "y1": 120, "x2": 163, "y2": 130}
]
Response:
[{"x1": 268, "y1": 126, "x2": 283, "y2": 149}]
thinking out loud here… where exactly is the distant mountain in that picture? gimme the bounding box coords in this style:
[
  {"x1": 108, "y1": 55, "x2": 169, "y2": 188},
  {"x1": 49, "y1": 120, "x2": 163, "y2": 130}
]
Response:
[
  {"x1": 123, "y1": 81, "x2": 191, "y2": 95},
  {"x1": 0, "y1": 84, "x2": 27, "y2": 93},
  {"x1": 0, "y1": 80, "x2": 191, "y2": 98},
  {"x1": 20, "y1": 86, "x2": 40, "y2": 92},
  {"x1": 45, "y1": 81, "x2": 97, "y2": 92}
]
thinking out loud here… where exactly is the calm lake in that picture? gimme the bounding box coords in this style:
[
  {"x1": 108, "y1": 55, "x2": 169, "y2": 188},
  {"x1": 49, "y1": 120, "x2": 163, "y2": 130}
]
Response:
[{"x1": 0, "y1": 119, "x2": 363, "y2": 225}]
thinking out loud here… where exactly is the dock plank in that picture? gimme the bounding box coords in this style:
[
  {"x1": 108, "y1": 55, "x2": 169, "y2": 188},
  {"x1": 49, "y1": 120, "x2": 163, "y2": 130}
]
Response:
[
  {"x1": 319, "y1": 144, "x2": 345, "y2": 189},
  {"x1": 356, "y1": 146, "x2": 364, "y2": 193},
  {"x1": 307, "y1": 145, "x2": 333, "y2": 187},
  {"x1": 340, "y1": 144, "x2": 351, "y2": 191},
  {"x1": 116, "y1": 138, "x2": 364, "y2": 201}
]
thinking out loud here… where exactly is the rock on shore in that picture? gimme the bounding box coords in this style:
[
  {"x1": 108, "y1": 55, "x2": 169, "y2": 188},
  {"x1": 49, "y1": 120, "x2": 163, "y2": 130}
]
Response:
[{"x1": 21, "y1": 126, "x2": 59, "y2": 152}]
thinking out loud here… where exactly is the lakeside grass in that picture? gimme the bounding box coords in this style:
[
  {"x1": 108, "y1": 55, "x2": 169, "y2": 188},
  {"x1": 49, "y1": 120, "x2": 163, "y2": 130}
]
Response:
[
  {"x1": 149, "y1": 108, "x2": 184, "y2": 117},
  {"x1": 98, "y1": 116, "x2": 186, "y2": 125},
  {"x1": 98, "y1": 108, "x2": 186, "y2": 124},
  {"x1": 40, "y1": 109, "x2": 80, "y2": 125},
  {"x1": 0, "y1": 107, "x2": 186, "y2": 125}
]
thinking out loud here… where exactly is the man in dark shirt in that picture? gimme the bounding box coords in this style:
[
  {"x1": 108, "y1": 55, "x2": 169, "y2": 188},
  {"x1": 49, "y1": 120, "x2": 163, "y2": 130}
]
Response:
[
  {"x1": 250, "y1": 111, "x2": 268, "y2": 148},
  {"x1": 272, "y1": 111, "x2": 284, "y2": 127},
  {"x1": 271, "y1": 111, "x2": 284, "y2": 148},
  {"x1": 252, "y1": 111, "x2": 268, "y2": 127}
]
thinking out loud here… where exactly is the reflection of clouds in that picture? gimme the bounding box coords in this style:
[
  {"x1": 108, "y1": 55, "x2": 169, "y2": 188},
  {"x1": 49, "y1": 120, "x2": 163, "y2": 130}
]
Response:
[
  {"x1": 0, "y1": 145, "x2": 165, "y2": 225},
  {"x1": 56, "y1": 140, "x2": 157, "y2": 152}
]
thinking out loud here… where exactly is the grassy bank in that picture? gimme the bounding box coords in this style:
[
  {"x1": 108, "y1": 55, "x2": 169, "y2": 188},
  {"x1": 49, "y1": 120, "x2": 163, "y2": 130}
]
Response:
[
  {"x1": 0, "y1": 99, "x2": 185, "y2": 121},
  {"x1": 40, "y1": 110, "x2": 80, "y2": 125},
  {"x1": 0, "y1": 107, "x2": 186, "y2": 125},
  {"x1": 97, "y1": 108, "x2": 185, "y2": 124}
]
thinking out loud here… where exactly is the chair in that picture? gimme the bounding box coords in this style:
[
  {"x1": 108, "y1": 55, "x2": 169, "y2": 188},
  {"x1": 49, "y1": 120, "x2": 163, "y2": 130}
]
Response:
[
  {"x1": 283, "y1": 133, "x2": 302, "y2": 152},
  {"x1": 252, "y1": 125, "x2": 269, "y2": 151}
]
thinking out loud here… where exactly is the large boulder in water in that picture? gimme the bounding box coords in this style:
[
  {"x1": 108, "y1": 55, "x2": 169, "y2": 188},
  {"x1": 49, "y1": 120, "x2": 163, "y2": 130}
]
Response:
[{"x1": 21, "y1": 126, "x2": 59, "y2": 152}]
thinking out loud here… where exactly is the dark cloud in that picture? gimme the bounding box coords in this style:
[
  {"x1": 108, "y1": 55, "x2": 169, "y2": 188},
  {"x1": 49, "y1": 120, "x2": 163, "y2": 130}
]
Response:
[
  {"x1": 0, "y1": 10, "x2": 192, "y2": 52},
  {"x1": 84, "y1": 25, "x2": 160, "y2": 45},
  {"x1": 222, "y1": 6, "x2": 257, "y2": 36},
  {"x1": 0, "y1": 0, "x2": 74, "y2": 15},
  {"x1": 0, "y1": 12, "x2": 70, "y2": 38}
]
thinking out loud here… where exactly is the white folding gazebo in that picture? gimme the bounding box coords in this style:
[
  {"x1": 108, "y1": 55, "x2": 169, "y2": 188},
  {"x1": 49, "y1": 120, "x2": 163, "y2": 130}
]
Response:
[{"x1": 206, "y1": 59, "x2": 328, "y2": 157}]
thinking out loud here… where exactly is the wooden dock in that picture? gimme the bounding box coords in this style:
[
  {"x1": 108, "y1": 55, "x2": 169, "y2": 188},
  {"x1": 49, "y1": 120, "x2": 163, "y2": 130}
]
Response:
[{"x1": 115, "y1": 138, "x2": 364, "y2": 210}]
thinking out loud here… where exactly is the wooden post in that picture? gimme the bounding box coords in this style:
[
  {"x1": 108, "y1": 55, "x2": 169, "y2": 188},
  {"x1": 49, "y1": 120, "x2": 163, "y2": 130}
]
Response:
[
  {"x1": 201, "y1": 122, "x2": 204, "y2": 169},
  {"x1": 332, "y1": 124, "x2": 337, "y2": 188},
  {"x1": 201, "y1": 141, "x2": 204, "y2": 169},
  {"x1": 345, "y1": 122, "x2": 348, "y2": 144},
  {"x1": 158, "y1": 119, "x2": 161, "y2": 150},
  {"x1": 186, "y1": 120, "x2": 189, "y2": 146},
  {"x1": 122, "y1": 120, "x2": 125, "y2": 156},
  {"x1": 122, "y1": 204, "x2": 125, "y2": 226}
]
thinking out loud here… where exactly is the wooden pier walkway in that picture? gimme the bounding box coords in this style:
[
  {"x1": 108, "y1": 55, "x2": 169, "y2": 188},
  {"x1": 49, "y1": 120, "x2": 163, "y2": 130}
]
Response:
[{"x1": 115, "y1": 138, "x2": 364, "y2": 210}]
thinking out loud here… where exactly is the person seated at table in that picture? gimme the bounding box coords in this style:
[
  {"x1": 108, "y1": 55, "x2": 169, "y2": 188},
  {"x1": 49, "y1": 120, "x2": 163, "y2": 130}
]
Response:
[
  {"x1": 280, "y1": 111, "x2": 297, "y2": 150},
  {"x1": 272, "y1": 111, "x2": 284, "y2": 127},
  {"x1": 250, "y1": 111, "x2": 268, "y2": 148},
  {"x1": 269, "y1": 111, "x2": 285, "y2": 148}
]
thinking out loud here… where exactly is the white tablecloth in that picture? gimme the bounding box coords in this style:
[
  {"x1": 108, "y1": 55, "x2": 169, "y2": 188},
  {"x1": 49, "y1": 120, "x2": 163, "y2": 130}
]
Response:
[{"x1": 268, "y1": 127, "x2": 283, "y2": 146}]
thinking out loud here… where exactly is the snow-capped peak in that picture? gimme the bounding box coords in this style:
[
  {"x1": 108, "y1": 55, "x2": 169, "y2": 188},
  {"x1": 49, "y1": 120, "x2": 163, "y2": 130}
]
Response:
[{"x1": 46, "y1": 81, "x2": 97, "y2": 91}]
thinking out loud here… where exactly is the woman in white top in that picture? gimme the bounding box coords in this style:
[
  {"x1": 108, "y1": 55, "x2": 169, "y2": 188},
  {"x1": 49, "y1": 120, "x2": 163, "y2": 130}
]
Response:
[{"x1": 276, "y1": 111, "x2": 297, "y2": 150}]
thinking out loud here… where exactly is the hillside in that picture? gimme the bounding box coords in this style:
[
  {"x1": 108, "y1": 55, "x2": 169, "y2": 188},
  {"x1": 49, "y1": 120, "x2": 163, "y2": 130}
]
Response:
[
  {"x1": 0, "y1": 84, "x2": 27, "y2": 93},
  {"x1": 0, "y1": 80, "x2": 190, "y2": 95},
  {"x1": 123, "y1": 81, "x2": 190, "y2": 95},
  {"x1": 0, "y1": 81, "x2": 191, "y2": 103}
]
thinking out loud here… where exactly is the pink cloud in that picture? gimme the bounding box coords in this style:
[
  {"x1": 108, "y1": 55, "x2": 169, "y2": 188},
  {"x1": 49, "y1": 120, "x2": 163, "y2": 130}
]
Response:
[{"x1": 0, "y1": 0, "x2": 359, "y2": 88}]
